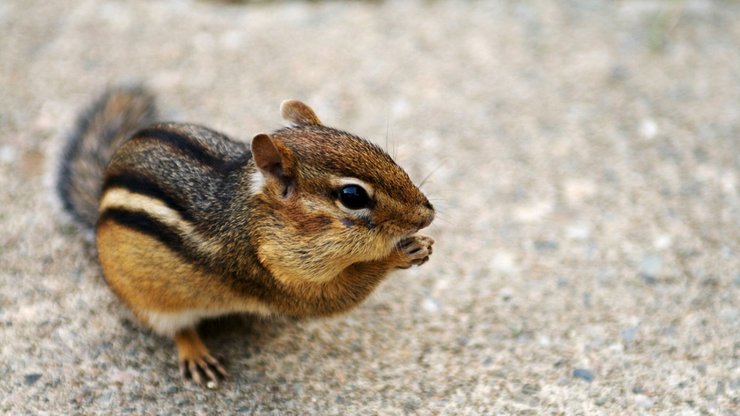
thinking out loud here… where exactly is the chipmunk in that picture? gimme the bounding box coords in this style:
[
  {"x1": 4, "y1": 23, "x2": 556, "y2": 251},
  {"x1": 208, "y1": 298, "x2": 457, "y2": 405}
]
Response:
[{"x1": 57, "y1": 86, "x2": 435, "y2": 388}]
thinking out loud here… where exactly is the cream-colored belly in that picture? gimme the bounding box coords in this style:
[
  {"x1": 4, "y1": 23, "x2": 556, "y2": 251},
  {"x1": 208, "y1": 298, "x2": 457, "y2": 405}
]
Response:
[{"x1": 97, "y1": 220, "x2": 274, "y2": 335}]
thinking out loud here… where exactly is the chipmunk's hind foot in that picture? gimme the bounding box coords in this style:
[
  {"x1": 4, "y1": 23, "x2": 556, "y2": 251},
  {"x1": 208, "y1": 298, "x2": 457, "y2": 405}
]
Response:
[{"x1": 175, "y1": 327, "x2": 228, "y2": 389}]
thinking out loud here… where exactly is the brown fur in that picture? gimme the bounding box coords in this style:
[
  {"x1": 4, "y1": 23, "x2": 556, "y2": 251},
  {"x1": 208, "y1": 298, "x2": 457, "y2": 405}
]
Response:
[{"x1": 57, "y1": 86, "x2": 435, "y2": 387}]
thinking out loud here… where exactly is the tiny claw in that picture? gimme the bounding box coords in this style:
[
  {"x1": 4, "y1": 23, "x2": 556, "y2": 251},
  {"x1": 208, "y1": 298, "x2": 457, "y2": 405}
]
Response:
[
  {"x1": 181, "y1": 357, "x2": 227, "y2": 388},
  {"x1": 198, "y1": 358, "x2": 219, "y2": 385},
  {"x1": 189, "y1": 360, "x2": 204, "y2": 386},
  {"x1": 205, "y1": 354, "x2": 229, "y2": 379},
  {"x1": 179, "y1": 360, "x2": 189, "y2": 381}
]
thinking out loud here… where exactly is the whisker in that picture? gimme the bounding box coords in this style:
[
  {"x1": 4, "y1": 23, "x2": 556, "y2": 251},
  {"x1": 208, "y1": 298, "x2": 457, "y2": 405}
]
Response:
[
  {"x1": 431, "y1": 208, "x2": 449, "y2": 219},
  {"x1": 418, "y1": 160, "x2": 448, "y2": 188},
  {"x1": 428, "y1": 216, "x2": 451, "y2": 226}
]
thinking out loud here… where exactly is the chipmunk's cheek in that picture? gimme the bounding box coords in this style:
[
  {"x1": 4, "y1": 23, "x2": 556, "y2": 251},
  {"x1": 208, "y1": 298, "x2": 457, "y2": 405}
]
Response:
[{"x1": 375, "y1": 220, "x2": 405, "y2": 239}]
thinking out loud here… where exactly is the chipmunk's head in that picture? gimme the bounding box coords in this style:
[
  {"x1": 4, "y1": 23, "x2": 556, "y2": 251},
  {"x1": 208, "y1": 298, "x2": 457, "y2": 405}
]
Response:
[{"x1": 249, "y1": 100, "x2": 434, "y2": 283}]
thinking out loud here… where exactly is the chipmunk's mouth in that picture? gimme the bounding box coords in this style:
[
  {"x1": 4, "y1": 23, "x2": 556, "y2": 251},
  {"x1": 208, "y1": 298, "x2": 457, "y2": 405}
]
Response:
[{"x1": 372, "y1": 215, "x2": 432, "y2": 244}]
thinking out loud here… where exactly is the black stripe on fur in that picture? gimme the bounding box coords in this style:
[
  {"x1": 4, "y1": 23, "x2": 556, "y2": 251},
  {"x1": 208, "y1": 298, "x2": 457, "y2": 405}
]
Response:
[{"x1": 97, "y1": 208, "x2": 196, "y2": 263}]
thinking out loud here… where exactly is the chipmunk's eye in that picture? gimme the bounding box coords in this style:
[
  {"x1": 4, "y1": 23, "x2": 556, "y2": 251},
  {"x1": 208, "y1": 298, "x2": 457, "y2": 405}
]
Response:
[{"x1": 337, "y1": 184, "x2": 371, "y2": 210}]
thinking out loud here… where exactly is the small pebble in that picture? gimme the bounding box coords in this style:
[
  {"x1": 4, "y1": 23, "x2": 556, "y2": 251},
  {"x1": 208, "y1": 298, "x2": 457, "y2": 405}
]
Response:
[
  {"x1": 404, "y1": 399, "x2": 419, "y2": 411},
  {"x1": 572, "y1": 368, "x2": 594, "y2": 382},
  {"x1": 634, "y1": 394, "x2": 654, "y2": 409},
  {"x1": 522, "y1": 383, "x2": 540, "y2": 395},
  {"x1": 582, "y1": 292, "x2": 592, "y2": 308},
  {"x1": 537, "y1": 335, "x2": 551, "y2": 347},
  {"x1": 639, "y1": 119, "x2": 658, "y2": 139},
  {"x1": 566, "y1": 224, "x2": 591, "y2": 240},
  {"x1": 24, "y1": 373, "x2": 42, "y2": 386},
  {"x1": 422, "y1": 297, "x2": 440, "y2": 313},
  {"x1": 514, "y1": 200, "x2": 553, "y2": 223},
  {"x1": 640, "y1": 273, "x2": 658, "y2": 285},
  {"x1": 0, "y1": 145, "x2": 17, "y2": 163},
  {"x1": 622, "y1": 327, "x2": 638, "y2": 345},
  {"x1": 653, "y1": 235, "x2": 672, "y2": 250},
  {"x1": 491, "y1": 252, "x2": 517, "y2": 274},
  {"x1": 639, "y1": 255, "x2": 662, "y2": 277},
  {"x1": 534, "y1": 240, "x2": 558, "y2": 251},
  {"x1": 608, "y1": 65, "x2": 629, "y2": 82},
  {"x1": 499, "y1": 286, "x2": 514, "y2": 301}
]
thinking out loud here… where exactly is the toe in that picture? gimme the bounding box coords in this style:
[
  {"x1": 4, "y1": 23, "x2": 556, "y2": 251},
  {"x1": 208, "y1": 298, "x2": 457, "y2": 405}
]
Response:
[
  {"x1": 204, "y1": 354, "x2": 229, "y2": 379},
  {"x1": 197, "y1": 358, "x2": 219, "y2": 388},
  {"x1": 188, "y1": 360, "x2": 204, "y2": 386}
]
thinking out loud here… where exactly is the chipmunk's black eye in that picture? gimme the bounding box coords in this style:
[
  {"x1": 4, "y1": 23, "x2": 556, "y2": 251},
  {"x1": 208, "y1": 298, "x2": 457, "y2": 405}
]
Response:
[{"x1": 337, "y1": 185, "x2": 371, "y2": 210}]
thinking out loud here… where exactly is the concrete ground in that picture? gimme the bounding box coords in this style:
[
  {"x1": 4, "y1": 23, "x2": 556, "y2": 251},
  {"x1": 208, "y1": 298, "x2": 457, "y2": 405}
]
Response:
[{"x1": 1, "y1": 0, "x2": 738, "y2": 414}]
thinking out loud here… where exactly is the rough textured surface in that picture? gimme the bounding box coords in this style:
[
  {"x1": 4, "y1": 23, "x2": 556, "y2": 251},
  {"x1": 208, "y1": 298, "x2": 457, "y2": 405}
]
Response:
[{"x1": 1, "y1": 1, "x2": 738, "y2": 414}]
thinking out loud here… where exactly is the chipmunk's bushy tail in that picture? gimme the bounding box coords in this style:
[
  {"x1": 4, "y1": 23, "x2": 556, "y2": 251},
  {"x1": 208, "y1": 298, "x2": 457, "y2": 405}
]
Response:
[{"x1": 57, "y1": 86, "x2": 158, "y2": 230}]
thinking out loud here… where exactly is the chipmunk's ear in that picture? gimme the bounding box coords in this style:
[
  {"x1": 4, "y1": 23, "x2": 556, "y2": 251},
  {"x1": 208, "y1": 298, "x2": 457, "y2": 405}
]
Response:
[
  {"x1": 251, "y1": 134, "x2": 294, "y2": 193},
  {"x1": 280, "y1": 99, "x2": 322, "y2": 126}
]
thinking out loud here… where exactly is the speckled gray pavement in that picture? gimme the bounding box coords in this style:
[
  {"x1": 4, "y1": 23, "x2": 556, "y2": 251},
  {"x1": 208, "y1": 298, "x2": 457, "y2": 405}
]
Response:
[{"x1": 1, "y1": 1, "x2": 739, "y2": 414}]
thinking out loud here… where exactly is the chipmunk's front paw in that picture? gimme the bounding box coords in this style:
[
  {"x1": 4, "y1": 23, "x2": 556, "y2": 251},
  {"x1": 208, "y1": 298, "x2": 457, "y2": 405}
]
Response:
[{"x1": 395, "y1": 235, "x2": 434, "y2": 269}]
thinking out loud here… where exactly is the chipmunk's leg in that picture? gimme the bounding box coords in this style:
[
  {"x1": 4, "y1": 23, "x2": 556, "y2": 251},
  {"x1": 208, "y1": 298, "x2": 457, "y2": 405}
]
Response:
[{"x1": 174, "y1": 327, "x2": 228, "y2": 388}]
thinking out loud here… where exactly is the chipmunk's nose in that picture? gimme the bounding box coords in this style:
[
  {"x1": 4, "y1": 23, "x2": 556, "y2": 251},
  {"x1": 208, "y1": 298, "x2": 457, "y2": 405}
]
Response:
[{"x1": 415, "y1": 203, "x2": 435, "y2": 230}]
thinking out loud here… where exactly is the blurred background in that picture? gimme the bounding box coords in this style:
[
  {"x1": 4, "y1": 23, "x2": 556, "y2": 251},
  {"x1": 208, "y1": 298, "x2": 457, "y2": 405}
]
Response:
[{"x1": 1, "y1": 0, "x2": 738, "y2": 414}]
